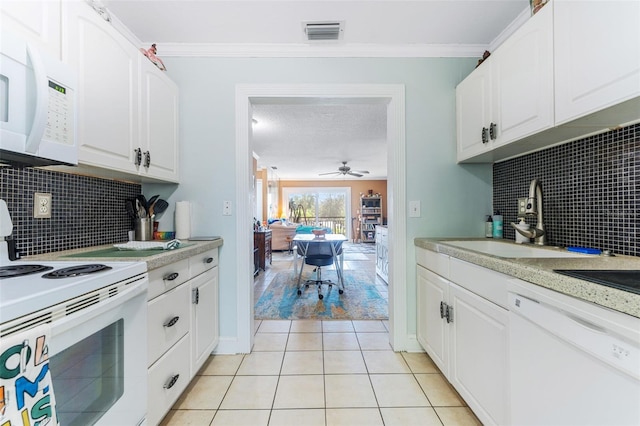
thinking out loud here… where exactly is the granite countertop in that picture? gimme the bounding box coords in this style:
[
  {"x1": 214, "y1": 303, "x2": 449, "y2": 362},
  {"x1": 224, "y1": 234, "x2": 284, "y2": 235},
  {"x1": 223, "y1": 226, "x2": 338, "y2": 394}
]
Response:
[
  {"x1": 415, "y1": 238, "x2": 640, "y2": 318},
  {"x1": 25, "y1": 238, "x2": 223, "y2": 271}
]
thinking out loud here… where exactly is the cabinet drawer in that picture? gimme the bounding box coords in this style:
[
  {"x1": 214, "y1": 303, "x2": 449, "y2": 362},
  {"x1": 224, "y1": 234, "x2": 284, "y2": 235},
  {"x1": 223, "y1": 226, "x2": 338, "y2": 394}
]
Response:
[
  {"x1": 148, "y1": 259, "x2": 189, "y2": 300},
  {"x1": 189, "y1": 248, "x2": 218, "y2": 278},
  {"x1": 148, "y1": 282, "x2": 190, "y2": 366},
  {"x1": 449, "y1": 258, "x2": 509, "y2": 309},
  {"x1": 416, "y1": 248, "x2": 449, "y2": 278},
  {"x1": 147, "y1": 333, "x2": 190, "y2": 426}
]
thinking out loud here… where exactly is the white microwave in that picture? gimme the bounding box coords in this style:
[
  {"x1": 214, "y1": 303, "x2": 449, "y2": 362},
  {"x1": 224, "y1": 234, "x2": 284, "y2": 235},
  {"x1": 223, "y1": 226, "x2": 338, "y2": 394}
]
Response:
[{"x1": 0, "y1": 31, "x2": 78, "y2": 167}]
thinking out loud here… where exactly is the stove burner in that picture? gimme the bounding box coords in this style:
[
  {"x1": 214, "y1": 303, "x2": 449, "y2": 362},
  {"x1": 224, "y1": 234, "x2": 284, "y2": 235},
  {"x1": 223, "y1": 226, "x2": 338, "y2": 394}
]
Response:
[
  {"x1": 42, "y1": 264, "x2": 113, "y2": 279},
  {"x1": 0, "y1": 265, "x2": 54, "y2": 279}
]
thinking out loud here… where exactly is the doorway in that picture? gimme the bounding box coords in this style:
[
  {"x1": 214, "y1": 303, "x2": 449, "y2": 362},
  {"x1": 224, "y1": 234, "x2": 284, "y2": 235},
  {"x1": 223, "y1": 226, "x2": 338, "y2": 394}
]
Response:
[{"x1": 235, "y1": 84, "x2": 407, "y2": 353}]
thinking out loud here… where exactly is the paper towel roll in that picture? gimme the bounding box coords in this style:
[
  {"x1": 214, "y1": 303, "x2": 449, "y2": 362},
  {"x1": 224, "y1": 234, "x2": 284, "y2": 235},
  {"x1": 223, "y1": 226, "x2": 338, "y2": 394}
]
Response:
[{"x1": 175, "y1": 201, "x2": 191, "y2": 239}]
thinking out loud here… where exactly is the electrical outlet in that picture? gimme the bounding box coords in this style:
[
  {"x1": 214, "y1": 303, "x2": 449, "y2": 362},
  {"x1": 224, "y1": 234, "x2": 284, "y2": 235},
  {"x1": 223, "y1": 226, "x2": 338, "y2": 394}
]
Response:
[
  {"x1": 34, "y1": 193, "x2": 52, "y2": 218},
  {"x1": 517, "y1": 198, "x2": 527, "y2": 218}
]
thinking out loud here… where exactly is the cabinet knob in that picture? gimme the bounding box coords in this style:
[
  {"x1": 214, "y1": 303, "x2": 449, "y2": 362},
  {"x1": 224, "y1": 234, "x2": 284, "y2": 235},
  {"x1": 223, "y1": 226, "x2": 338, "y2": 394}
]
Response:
[
  {"x1": 164, "y1": 316, "x2": 180, "y2": 327},
  {"x1": 134, "y1": 148, "x2": 142, "y2": 166},
  {"x1": 204, "y1": 257, "x2": 214, "y2": 264},
  {"x1": 144, "y1": 151, "x2": 151, "y2": 168},
  {"x1": 164, "y1": 272, "x2": 179, "y2": 281},
  {"x1": 489, "y1": 122, "x2": 497, "y2": 140},
  {"x1": 481, "y1": 127, "x2": 489, "y2": 144},
  {"x1": 163, "y1": 374, "x2": 180, "y2": 389}
]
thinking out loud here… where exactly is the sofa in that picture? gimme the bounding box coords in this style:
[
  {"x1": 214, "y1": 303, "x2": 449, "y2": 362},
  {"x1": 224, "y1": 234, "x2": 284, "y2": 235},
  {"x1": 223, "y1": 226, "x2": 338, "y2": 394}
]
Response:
[{"x1": 269, "y1": 222, "x2": 299, "y2": 251}]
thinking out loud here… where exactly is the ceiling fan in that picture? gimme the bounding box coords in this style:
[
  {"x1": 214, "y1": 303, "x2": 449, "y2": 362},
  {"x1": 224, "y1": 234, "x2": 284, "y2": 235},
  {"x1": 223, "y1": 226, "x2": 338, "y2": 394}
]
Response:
[{"x1": 319, "y1": 161, "x2": 370, "y2": 178}]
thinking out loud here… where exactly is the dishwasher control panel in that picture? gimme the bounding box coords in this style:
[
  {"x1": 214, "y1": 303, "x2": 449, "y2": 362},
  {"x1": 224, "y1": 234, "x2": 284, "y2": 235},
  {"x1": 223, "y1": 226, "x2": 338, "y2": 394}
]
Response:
[{"x1": 509, "y1": 292, "x2": 640, "y2": 380}]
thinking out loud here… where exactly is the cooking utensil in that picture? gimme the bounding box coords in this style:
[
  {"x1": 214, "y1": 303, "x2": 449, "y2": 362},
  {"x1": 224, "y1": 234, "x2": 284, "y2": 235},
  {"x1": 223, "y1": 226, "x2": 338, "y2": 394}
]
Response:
[
  {"x1": 137, "y1": 194, "x2": 148, "y2": 216},
  {"x1": 147, "y1": 194, "x2": 159, "y2": 210},
  {"x1": 153, "y1": 199, "x2": 169, "y2": 215},
  {"x1": 125, "y1": 199, "x2": 137, "y2": 219},
  {"x1": 135, "y1": 199, "x2": 147, "y2": 218}
]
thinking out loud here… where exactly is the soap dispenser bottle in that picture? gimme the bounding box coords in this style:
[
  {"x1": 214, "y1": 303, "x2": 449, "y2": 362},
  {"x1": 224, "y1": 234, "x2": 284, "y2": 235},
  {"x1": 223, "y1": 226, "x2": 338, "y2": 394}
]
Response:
[
  {"x1": 492, "y1": 210, "x2": 503, "y2": 239},
  {"x1": 485, "y1": 215, "x2": 493, "y2": 238},
  {"x1": 514, "y1": 218, "x2": 531, "y2": 244}
]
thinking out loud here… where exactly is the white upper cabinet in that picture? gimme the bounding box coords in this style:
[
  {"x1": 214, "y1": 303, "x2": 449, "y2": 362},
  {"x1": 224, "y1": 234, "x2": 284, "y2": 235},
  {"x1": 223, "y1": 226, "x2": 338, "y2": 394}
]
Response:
[
  {"x1": 457, "y1": 3, "x2": 553, "y2": 162},
  {"x1": 457, "y1": 1, "x2": 640, "y2": 163},
  {"x1": 64, "y1": 1, "x2": 140, "y2": 175},
  {"x1": 456, "y1": 61, "x2": 493, "y2": 161},
  {"x1": 140, "y1": 59, "x2": 179, "y2": 183},
  {"x1": 0, "y1": 0, "x2": 61, "y2": 59},
  {"x1": 491, "y1": 3, "x2": 553, "y2": 148},
  {"x1": 554, "y1": 0, "x2": 640, "y2": 125}
]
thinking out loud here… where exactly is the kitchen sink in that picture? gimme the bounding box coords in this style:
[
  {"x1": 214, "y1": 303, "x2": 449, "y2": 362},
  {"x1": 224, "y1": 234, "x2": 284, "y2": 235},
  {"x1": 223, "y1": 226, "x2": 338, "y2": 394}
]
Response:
[{"x1": 442, "y1": 240, "x2": 594, "y2": 258}]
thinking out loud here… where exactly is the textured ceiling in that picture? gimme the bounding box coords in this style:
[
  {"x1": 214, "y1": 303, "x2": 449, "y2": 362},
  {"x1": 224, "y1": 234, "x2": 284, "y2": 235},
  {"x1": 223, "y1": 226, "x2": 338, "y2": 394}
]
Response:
[{"x1": 251, "y1": 99, "x2": 388, "y2": 180}]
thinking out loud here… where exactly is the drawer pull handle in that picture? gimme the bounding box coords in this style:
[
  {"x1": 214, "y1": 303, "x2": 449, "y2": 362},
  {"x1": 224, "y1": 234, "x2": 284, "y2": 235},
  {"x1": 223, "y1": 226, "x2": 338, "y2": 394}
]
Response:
[
  {"x1": 134, "y1": 148, "x2": 142, "y2": 166},
  {"x1": 446, "y1": 306, "x2": 454, "y2": 324},
  {"x1": 164, "y1": 272, "x2": 179, "y2": 281},
  {"x1": 164, "y1": 316, "x2": 180, "y2": 327},
  {"x1": 204, "y1": 257, "x2": 214, "y2": 264},
  {"x1": 489, "y1": 122, "x2": 497, "y2": 140},
  {"x1": 481, "y1": 127, "x2": 489, "y2": 144},
  {"x1": 164, "y1": 374, "x2": 180, "y2": 389}
]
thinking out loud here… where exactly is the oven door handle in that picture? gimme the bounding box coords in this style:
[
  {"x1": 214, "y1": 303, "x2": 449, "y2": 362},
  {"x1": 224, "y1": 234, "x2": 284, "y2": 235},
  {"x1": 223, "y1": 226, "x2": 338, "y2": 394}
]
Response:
[{"x1": 50, "y1": 276, "x2": 148, "y2": 336}]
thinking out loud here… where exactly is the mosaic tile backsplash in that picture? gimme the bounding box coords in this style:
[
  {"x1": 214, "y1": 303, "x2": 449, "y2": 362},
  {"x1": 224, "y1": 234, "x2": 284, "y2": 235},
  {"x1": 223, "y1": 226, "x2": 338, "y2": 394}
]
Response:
[
  {"x1": 494, "y1": 122, "x2": 639, "y2": 257},
  {"x1": 0, "y1": 168, "x2": 140, "y2": 257}
]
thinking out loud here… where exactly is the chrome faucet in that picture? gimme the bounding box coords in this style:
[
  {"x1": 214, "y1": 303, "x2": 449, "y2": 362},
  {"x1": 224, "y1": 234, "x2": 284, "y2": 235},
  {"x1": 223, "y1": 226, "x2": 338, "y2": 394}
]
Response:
[{"x1": 511, "y1": 178, "x2": 546, "y2": 245}]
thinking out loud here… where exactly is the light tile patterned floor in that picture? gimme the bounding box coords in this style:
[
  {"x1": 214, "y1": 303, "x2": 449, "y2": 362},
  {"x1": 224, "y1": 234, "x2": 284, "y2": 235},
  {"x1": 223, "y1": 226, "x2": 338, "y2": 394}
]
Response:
[{"x1": 160, "y1": 319, "x2": 482, "y2": 426}]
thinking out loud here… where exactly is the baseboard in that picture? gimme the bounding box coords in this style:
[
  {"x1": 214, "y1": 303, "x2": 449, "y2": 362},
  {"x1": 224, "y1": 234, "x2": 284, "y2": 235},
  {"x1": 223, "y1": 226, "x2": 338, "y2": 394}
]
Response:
[
  {"x1": 212, "y1": 336, "x2": 248, "y2": 355},
  {"x1": 404, "y1": 334, "x2": 425, "y2": 353}
]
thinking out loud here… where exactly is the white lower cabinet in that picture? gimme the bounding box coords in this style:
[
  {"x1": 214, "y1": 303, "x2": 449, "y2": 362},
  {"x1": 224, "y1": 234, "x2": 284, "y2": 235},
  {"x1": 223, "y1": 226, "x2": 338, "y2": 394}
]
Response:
[
  {"x1": 147, "y1": 334, "x2": 191, "y2": 426},
  {"x1": 416, "y1": 248, "x2": 509, "y2": 426},
  {"x1": 448, "y1": 283, "x2": 509, "y2": 426},
  {"x1": 416, "y1": 265, "x2": 448, "y2": 373},
  {"x1": 147, "y1": 248, "x2": 220, "y2": 425},
  {"x1": 375, "y1": 226, "x2": 388, "y2": 283},
  {"x1": 190, "y1": 266, "x2": 219, "y2": 374}
]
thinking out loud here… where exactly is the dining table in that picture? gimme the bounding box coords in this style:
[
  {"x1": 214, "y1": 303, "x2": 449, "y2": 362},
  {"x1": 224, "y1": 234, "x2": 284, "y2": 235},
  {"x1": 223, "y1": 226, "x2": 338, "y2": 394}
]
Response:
[{"x1": 292, "y1": 233, "x2": 348, "y2": 290}]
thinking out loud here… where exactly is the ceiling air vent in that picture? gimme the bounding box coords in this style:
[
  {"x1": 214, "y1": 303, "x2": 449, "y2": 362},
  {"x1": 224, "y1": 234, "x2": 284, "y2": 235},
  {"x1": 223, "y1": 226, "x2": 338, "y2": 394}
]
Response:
[{"x1": 303, "y1": 22, "x2": 344, "y2": 41}]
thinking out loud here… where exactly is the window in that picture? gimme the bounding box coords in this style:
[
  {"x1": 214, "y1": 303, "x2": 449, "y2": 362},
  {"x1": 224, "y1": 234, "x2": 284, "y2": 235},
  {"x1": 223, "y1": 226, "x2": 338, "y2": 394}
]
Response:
[{"x1": 283, "y1": 187, "x2": 351, "y2": 236}]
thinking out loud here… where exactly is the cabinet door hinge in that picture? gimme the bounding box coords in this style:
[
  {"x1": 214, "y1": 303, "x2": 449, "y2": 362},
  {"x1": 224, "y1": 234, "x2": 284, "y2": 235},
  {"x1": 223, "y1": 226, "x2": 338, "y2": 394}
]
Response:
[{"x1": 192, "y1": 288, "x2": 200, "y2": 304}]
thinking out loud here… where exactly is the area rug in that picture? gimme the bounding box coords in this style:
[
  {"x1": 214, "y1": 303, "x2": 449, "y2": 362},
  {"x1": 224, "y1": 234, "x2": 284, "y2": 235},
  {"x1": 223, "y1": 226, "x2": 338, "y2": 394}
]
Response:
[
  {"x1": 343, "y1": 252, "x2": 370, "y2": 261},
  {"x1": 255, "y1": 270, "x2": 388, "y2": 320}
]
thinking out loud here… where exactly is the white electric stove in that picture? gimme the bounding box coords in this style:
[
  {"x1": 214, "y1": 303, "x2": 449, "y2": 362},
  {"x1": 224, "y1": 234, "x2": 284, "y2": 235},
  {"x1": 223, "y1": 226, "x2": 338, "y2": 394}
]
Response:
[
  {"x1": 0, "y1": 199, "x2": 149, "y2": 426},
  {"x1": 0, "y1": 259, "x2": 147, "y2": 324}
]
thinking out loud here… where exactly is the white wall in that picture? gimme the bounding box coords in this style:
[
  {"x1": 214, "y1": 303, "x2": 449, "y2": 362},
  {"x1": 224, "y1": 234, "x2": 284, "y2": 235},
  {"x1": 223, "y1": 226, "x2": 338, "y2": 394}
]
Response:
[{"x1": 144, "y1": 57, "x2": 492, "y2": 348}]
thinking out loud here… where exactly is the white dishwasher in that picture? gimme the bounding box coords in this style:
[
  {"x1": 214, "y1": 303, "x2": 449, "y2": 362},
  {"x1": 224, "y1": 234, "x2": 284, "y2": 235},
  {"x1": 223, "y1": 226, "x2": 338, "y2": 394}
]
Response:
[{"x1": 508, "y1": 281, "x2": 640, "y2": 426}]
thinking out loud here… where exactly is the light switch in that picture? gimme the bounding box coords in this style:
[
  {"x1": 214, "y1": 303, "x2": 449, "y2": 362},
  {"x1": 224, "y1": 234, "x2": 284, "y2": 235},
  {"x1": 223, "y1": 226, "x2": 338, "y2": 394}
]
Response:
[{"x1": 409, "y1": 200, "x2": 421, "y2": 218}]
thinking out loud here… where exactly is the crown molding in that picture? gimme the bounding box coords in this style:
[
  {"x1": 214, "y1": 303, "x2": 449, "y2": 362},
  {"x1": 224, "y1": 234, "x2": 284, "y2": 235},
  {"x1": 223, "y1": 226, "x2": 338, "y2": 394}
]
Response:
[
  {"x1": 489, "y1": 6, "x2": 531, "y2": 52},
  {"x1": 155, "y1": 42, "x2": 489, "y2": 58}
]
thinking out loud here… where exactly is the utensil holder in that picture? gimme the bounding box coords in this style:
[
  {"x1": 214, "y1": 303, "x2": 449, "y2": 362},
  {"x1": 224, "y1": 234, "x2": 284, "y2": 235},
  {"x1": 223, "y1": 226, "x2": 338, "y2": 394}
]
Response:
[{"x1": 134, "y1": 218, "x2": 153, "y2": 241}]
